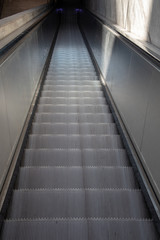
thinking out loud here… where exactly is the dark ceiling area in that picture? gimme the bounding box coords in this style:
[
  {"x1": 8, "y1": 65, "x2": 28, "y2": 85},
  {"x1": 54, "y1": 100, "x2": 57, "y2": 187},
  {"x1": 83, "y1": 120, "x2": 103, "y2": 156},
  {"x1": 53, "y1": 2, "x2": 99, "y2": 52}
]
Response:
[{"x1": 56, "y1": 0, "x2": 83, "y2": 7}]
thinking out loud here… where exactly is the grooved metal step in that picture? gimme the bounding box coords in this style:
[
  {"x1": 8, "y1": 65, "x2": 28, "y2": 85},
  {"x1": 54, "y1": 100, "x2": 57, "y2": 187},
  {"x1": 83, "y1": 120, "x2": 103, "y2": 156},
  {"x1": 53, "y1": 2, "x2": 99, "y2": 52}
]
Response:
[
  {"x1": 37, "y1": 104, "x2": 110, "y2": 114},
  {"x1": 34, "y1": 113, "x2": 114, "y2": 123},
  {"x1": 46, "y1": 76, "x2": 99, "y2": 81},
  {"x1": 49, "y1": 65, "x2": 95, "y2": 69},
  {"x1": 27, "y1": 134, "x2": 123, "y2": 149},
  {"x1": 39, "y1": 97, "x2": 106, "y2": 105},
  {"x1": 49, "y1": 59, "x2": 92, "y2": 62},
  {"x1": 47, "y1": 71, "x2": 97, "y2": 75},
  {"x1": 52, "y1": 62, "x2": 92, "y2": 64},
  {"x1": 43, "y1": 85, "x2": 102, "y2": 91},
  {"x1": 41, "y1": 91, "x2": 104, "y2": 97},
  {"x1": 31, "y1": 123, "x2": 117, "y2": 134},
  {"x1": 23, "y1": 149, "x2": 130, "y2": 167},
  {"x1": 1, "y1": 219, "x2": 158, "y2": 240},
  {"x1": 16, "y1": 166, "x2": 138, "y2": 189},
  {"x1": 44, "y1": 80, "x2": 100, "y2": 85},
  {"x1": 47, "y1": 71, "x2": 98, "y2": 75},
  {"x1": 48, "y1": 67, "x2": 95, "y2": 71},
  {"x1": 7, "y1": 189, "x2": 149, "y2": 219}
]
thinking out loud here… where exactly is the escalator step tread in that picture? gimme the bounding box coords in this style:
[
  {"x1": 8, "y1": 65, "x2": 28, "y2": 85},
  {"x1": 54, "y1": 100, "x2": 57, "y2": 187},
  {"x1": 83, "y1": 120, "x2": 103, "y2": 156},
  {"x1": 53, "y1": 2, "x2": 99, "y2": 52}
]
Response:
[
  {"x1": 27, "y1": 134, "x2": 123, "y2": 149},
  {"x1": 16, "y1": 166, "x2": 138, "y2": 189},
  {"x1": 48, "y1": 67, "x2": 96, "y2": 71},
  {"x1": 7, "y1": 189, "x2": 149, "y2": 219},
  {"x1": 36, "y1": 104, "x2": 110, "y2": 114},
  {"x1": 43, "y1": 86, "x2": 102, "y2": 91},
  {"x1": 39, "y1": 97, "x2": 106, "y2": 105},
  {"x1": 34, "y1": 113, "x2": 114, "y2": 123},
  {"x1": 31, "y1": 123, "x2": 117, "y2": 134},
  {"x1": 41, "y1": 91, "x2": 104, "y2": 97},
  {"x1": 23, "y1": 149, "x2": 130, "y2": 167},
  {"x1": 47, "y1": 71, "x2": 97, "y2": 75},
  {"x1": 2, "y1": 219, "x2": 158, "y2": 240},
  {"x1": 46, "y1": 74, "x2": 98, "y2": 77},
  {"x1": 44, "y1": 80, "x2": 100, "y2": 85}
]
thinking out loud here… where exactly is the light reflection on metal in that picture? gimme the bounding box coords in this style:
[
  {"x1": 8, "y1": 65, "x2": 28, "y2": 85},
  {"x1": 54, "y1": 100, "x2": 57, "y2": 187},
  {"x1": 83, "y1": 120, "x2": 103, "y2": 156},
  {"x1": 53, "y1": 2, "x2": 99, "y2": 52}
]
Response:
[
  {"x1": 56, "y1": 8, "x2": 63, "y2": 13},
  {"x1": 75, "y1": 9, "x2": 83, "y2": 13}
]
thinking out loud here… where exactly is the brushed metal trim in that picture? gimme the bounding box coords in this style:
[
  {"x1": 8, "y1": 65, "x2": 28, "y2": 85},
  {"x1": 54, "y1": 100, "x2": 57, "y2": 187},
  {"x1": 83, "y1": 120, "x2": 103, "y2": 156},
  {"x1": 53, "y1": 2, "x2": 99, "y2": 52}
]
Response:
[
  {"x1": 0, "y1": 13, "x2": 60, "y2": 230},
  {"x1": 78, "y1": 15, "x2": 160, "y2": 233}
]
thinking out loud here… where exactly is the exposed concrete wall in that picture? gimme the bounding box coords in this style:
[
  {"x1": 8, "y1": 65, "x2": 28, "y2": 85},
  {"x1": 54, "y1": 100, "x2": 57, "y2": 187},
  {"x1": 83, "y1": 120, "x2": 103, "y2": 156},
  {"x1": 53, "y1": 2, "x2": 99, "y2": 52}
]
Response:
[
  {"x1": 0, "y1": 5, "x2": 49, "y2": 49},
  {"x1": 84, "y1": 0, "x2": 160, "y2": 50},
  {"x1": 1, "y1": 0, "x2": 53, "y2": 18}
]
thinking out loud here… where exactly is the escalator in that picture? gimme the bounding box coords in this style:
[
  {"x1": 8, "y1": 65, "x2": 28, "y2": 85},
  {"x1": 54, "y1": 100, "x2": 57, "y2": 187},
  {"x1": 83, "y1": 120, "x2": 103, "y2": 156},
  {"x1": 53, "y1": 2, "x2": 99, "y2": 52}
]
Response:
[{"x1": 0, "y1": 9, "x2": 159, "y2": 239}]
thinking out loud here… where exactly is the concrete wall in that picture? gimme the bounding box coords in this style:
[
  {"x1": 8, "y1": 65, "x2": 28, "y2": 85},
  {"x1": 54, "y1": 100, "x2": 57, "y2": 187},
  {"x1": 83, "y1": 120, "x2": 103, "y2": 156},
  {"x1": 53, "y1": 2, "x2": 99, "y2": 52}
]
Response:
[
  {"x1": 84, "y1": 0, "x2": 160, "y2": 50},
  {"x1": 1, "y1": 0, "x2": 54, "y2": 18},
  {"x1": 0, "y1": 5, "x2": 47, "y2": 40}
]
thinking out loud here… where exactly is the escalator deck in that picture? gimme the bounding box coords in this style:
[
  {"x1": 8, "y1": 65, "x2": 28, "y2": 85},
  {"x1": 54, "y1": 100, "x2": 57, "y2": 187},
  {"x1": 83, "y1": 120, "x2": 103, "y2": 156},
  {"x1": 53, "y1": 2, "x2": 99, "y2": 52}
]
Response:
[{"x1": 1, "y1": 10, "x2": 159, "y2": 240}]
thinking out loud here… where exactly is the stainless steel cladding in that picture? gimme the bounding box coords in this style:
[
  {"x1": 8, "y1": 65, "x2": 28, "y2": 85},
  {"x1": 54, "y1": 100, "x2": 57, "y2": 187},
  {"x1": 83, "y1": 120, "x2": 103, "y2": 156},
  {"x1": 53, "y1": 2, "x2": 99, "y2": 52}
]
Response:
[
  {"x1": 0, "y1": 11, "x2": 58, "y2": 190},
  {"x1": 80, "y1": 11, "x2": 160, "y2": 203}
]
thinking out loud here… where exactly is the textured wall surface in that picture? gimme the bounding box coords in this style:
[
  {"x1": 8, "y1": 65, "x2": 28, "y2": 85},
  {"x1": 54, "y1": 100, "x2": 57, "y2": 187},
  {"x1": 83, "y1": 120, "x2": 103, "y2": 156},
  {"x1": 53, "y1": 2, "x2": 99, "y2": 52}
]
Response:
[
  {"x1": 84, "y1": 0, "x2": 160, "y2": 50},
  {"x1": 1, "y1": 0, "x2": 53, "y2": 18},
  {"x1": 0, "y1": 5, "x2": 47, "y2": 42}
]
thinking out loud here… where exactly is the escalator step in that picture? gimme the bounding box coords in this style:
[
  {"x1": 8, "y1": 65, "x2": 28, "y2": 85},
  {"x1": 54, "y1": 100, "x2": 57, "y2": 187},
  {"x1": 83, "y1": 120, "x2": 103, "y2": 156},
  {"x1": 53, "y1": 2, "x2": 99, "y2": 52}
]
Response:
[
  {"x1": 49, "y1": 65, "x2": 95, "y2": 69},
  {"x1": 47, "y1": 72, "x2": 98, "y2": 76},
  {"x1": 27, "y1": 134, "x2": 123, "y2": 149},
  {"x1": 34, "y1": 113, "x2": 113, "y2": 123},
  {"x1": 39, "y1": 97, "x2": 106, "y2": 105},
  {"x1": 54, "y1": 63, "x2": 93, "y2": 65},
  {"x1": 7, "y1": 189, "x2": 149, "y2": 219},
  {"x1": 31, "y1": 123, "x2": 117, "y2": 134},
  {"x1": 46, "y1": 76, "x2": 99, "y2": 81},
  {"x1": 43, "y1": 85, "x2": 102, "y2": 91},
  {"x1": 37, "y1": 104, "x2": 109, "y2": 114},
  {"x1": 41, "y1": 91, "x2": 104, "y2": 97},
  {"x1": 1, "y1": 219, "x2": 158, "y2": 240},
  {"x1": 23, "y1": 149, "x2": 130, "y2": 167},
  {"x1": 16, "y1": 166, "x2": 138, "y2": 189},
  {"x1": 47, "y1": 70, "x2": 97, "y2": 75},
  {"x1": 48, "y1": 67, "x2": 95, "y2": 71},
  {"x1": 44, "y1": 80, "x2": 100, "y2": 85}
]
